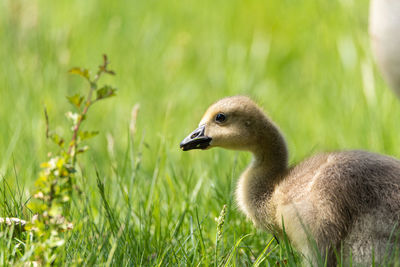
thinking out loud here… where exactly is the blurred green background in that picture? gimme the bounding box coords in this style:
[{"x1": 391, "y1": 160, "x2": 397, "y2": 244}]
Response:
[{"x1": 1, "y1": 0, "x2": 400, "y2": 265}]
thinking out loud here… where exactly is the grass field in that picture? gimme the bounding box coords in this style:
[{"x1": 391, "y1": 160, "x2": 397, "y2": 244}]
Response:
[{"x1": 1, "y1": 0, "x2": 400, "y2": 265}]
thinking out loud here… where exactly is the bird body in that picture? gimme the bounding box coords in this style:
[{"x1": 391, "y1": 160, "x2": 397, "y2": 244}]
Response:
[
  {"x1": 180, "y1": 96, "x2": 400, "y2": 266},
  {"x1": 271, "y1": 151, "x2": 400, "y2": 264},
  {"x1": 370, "y1": 0, "x2": 400, "y2": 96}
]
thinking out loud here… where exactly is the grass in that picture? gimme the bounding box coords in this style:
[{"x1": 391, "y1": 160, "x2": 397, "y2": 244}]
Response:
[{"x1": 1, "y1": 0, "x2": 400, "y2": 265}]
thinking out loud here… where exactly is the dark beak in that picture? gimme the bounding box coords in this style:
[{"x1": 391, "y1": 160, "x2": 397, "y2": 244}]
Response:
[{"x1": 180, "y1": 125, "x2": 212, "y2": 151}]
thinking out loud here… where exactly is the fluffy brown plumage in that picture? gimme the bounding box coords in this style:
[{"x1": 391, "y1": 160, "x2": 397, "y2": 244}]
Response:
[{"x1": 180, "y1": 96, "x2": 400, "y2": 266}]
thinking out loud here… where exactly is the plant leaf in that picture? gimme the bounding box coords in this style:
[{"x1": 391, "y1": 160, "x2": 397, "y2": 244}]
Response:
[
  {"x1": 77, "y1": 145, "x2": 90, "y2": 154},
  {"x1": 69, "y1": 67, "x2": 90, "y2": 80},
  {"x1": 79, "y1": 131, "x2": 99, "y2": 141},
  {"x1": 96, "y1": 85, "x2": 117, "y2": 101},
  {"x1": 50, "y1": 133, "x2": 65, "y2": 147},
  {"x1": 106, "y1": 69, "x2": 116, "y2": 75},
  {"x1": 67, "y1": 94, "x2": 84, "y2": 109}
]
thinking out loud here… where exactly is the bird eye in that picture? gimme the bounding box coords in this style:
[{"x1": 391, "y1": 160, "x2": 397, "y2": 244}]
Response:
[{"x1": 215, "y1": 113, "x2": 226, "y2": 123}]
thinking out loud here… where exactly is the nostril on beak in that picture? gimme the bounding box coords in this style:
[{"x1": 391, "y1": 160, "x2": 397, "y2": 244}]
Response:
[{"x1": 191, "y1": 132, "x2": 200, "y2": 139}]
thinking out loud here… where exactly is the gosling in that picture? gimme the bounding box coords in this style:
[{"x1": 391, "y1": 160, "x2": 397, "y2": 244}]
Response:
[
  {"x1": 180, "y1": 96, "x2": 400, "y2": 266},
  {"x1": 370, "y1": 0, "x2": 400, "y2": 96}
]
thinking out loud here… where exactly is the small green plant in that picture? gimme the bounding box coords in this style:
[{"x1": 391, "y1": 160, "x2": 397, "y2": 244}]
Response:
[{"x1": 26, "y1": 55, "x2": 117, "y2": 264}]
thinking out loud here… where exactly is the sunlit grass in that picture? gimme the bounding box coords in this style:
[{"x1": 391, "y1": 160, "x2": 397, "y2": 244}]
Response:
[{"x1": 1, "y1": 0, "x2": 400, "y2": 265}]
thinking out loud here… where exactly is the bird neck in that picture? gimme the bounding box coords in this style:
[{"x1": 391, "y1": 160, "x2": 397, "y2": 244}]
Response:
[
  {"x1": 236, "y1": 122, "x2": 288, "y2": 228},
  {"x1": 252, "y1": 120, "x2": 289, "y2": 181}
]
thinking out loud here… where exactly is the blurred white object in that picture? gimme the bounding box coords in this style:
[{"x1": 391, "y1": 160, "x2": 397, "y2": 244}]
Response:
[{"x1": 369, "y1": 0, "x2": 400, "y2": 97}]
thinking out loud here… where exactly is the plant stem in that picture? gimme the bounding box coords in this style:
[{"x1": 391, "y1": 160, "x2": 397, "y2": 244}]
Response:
[
  {"x1": 67, "y1": 55, "x2": 110, "y2": 159},
  {"x1": 68, "y1": 83, "x2": 95, "y2": 158}
]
